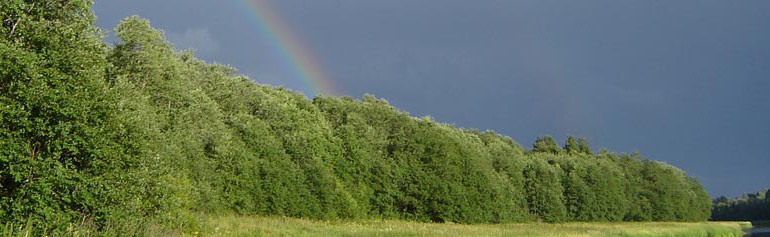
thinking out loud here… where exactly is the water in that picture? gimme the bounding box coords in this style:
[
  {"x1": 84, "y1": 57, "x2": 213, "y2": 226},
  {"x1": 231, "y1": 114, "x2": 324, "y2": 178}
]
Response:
[{"x1": 747, "y1": 227, "x2": 770, "y2": 237}]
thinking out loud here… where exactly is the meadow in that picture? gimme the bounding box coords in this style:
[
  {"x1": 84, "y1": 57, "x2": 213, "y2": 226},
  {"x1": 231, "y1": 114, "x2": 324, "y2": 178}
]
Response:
[{"x1": 175, "y1": 216, "x2": 746, "y2": 237}]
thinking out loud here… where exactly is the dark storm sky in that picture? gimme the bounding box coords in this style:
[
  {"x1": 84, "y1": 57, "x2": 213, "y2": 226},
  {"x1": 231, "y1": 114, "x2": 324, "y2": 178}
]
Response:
[{"x1": 93, "y1": 1, "x2": 770, "y2": 197}]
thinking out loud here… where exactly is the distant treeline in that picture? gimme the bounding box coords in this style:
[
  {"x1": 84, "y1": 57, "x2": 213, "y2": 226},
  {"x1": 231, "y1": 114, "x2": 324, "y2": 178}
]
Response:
[
  {"x1": 0, "y1": 1, "x2": 711, "y2": 234},
  {"x1": 712, "y1": 189, "x2": 770, "y2": 221}
]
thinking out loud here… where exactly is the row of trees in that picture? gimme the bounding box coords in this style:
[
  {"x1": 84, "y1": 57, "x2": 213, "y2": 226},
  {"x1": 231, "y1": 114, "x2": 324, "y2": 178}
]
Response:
[
  {"x1": 712, "y1": 189, "x2": 770, "y2": 221},
  {"x1": 0, "y1": 1, "x2": 712, "y2": 234}
]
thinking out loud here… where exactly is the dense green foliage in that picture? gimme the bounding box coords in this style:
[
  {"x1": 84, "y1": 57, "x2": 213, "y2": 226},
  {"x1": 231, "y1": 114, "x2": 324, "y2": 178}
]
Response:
[
  {"x1": 0, "y1": 1, "x2": 712, "y2": 234},
  {"x1": 0, "y1": 0, "x2": 150, "y2": 231},
  {"x1": 712, "y1": 188, "x2": 770, "y2": 221}
]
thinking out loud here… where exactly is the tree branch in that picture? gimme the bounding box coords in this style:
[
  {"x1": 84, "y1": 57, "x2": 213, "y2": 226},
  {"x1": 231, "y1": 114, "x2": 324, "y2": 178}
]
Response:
[{"x1": 9, "y1": 18, "x2": 20, "y2": 36}]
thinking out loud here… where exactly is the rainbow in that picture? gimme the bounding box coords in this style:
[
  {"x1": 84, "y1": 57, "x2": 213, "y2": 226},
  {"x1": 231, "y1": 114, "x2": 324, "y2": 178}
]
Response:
[{"x1": 235, "y1": 0, "x2": 341, "y2": 96}]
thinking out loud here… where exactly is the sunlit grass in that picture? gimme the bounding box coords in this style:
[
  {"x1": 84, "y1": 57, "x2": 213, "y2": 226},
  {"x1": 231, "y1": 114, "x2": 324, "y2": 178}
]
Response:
[
  {"x1": 0, "y1": 217, "x2": 746, "y2": 236},
  {"x1": 189, "y1": 216, "x2": 746, "y2": 237}
]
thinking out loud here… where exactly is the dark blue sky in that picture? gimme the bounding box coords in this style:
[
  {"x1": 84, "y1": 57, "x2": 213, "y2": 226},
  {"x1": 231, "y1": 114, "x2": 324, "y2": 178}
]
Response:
[{"x1": 93, "y1": 1, "x2": 770, "y2": 197}]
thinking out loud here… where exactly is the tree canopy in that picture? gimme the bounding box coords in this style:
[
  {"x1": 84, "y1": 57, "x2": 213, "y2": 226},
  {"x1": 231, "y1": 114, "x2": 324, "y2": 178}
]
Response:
[{"x1": 712, "y1": 188, "x2": 770, "y2": 221}]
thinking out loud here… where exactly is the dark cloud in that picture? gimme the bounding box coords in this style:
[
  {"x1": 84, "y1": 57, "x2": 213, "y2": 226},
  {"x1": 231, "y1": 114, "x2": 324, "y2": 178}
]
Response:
[{"x1": 94, "y1": 0, "x2": 770, "y2": 197}]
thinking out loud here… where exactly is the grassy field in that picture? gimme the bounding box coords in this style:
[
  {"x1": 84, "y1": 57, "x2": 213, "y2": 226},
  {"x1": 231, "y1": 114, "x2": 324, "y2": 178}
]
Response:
[{"x1": 181, "y1": 216, "x2": 747, "y2": 237}]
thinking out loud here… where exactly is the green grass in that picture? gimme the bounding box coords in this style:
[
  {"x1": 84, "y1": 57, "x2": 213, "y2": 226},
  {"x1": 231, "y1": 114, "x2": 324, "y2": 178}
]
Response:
[
  {"x1": 185, "y1": 216, "x2": 746, "y2": 237},
  {"x1": 0, "y1": 217, "x2": 747, "y2": 236}
]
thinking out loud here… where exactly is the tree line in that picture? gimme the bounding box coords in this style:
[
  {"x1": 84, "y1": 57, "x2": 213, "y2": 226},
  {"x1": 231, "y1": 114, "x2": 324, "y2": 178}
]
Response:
[
  {"x1": 0, "y1": 1, "x2": 711, "y2": 234},
  {"x1": 712, "y1": 189, "x2": 770, "y2": 221}
]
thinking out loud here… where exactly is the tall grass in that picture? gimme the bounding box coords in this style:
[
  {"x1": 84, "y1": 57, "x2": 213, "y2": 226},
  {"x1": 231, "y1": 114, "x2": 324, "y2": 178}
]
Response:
[
  {"x1": 191, "y1": 216, "x2": 745, "y2": 237},
  {"x1": 0, "y1": 216, "x2": 745, "y2": 236}
]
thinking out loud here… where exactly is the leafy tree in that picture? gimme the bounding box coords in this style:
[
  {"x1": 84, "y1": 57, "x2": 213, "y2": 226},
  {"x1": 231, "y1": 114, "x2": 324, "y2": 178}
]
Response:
[
  {"x1": 686, "y1": 177, "x2": 711, "y2": 221},
  {"x1": 532, "y1": 136, "x2": 563, "y2": 154},
  {"x1": 523, "y1": 156, "x2": 567, "y2": 222},
  {"x1": 617, "y1": 154, "x2": 654, "y2": 221},
  {"x1": 712, "y1": 188, "x2": 770, "y2": 221},
  {"x1": 0, "y1": 0, "x2": 150, "y2": 233},
  {"x1": 564, "y1": 136, "x2": 592, "y2": 155}
]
